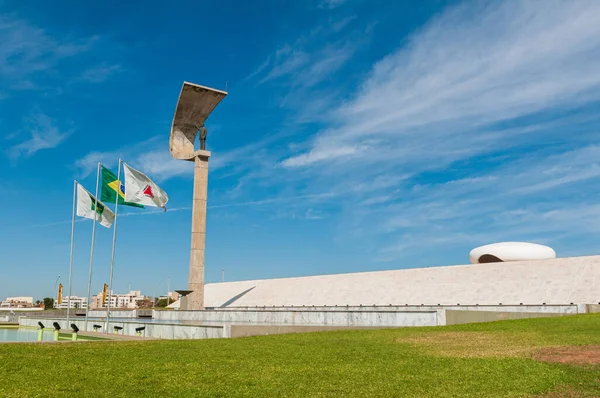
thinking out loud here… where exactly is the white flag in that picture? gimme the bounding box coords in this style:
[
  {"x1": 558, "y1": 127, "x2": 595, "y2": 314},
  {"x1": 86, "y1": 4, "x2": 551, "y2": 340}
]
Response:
[
  {"x1": 123, "y1": 162, "x2": 169, "y2": 208},
  {"x1": 76, "y1": 184, "x2": 115, "y2": 228}
]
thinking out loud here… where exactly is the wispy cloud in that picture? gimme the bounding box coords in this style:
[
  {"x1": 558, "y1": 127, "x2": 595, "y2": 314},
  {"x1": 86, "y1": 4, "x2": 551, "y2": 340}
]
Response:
[
  {"x1": 281, "y1": 142, "x2": 363, "y2": 167},
  {"x1": 74, "y1": 140, "x2": 237, "y2": 182},
  {"x1": 0, "y1": 13, "x2": 122, "y2": 101},
  {"x1": 282, "y1": 0, "x2": 600, "y2": 168},
  {"x1": 257, "y1": 45, "x2": 310, "y2": 84},
  {"x1": 208, "y1": 193, "x2": 335, "y2": 209},
  {"x1": 230, "y1": 1, "x2": 600, "y2": 262},
  {"x1": 245, "y1": 57, "x2": 272, "y2": 81},
  {"x1": 8, "y1": 113, "x2": 71, "y2": 158},
  {"x1": 21, "y1": 206, "x2": 194, "y2": 229},
  {"x1": 134, "y1": 149, "x2": 192, "y2": 181},
  {"x1": 319, "y1": 0, "x2": 348, "y2": 9},
  {"x1": 75, "y1": 126, "x2": 291, "y2": 183},
  {"x1": 66, "y1": 1, "x2": 600, "y2": 265},
  {"x1": 9, "y1": 80, "x2": 38, "y2": 90},
  {"x1": 363, "y1": 140, "x2": 600, "y2": 260},
  {"x1": 0, "y1": 15, "x2": 97, "y2": 81},
  {"x1": 76, "y1": 62, "x2": 122, "y2": 83},
  {"x1": 74, "y1": 149, "x2": 122, "y2": 178},
  {"x1": 73, "y1": 138, "x2": 187, "y2": 181},
  {"x1": 250, "y1": 17, "x2": 361, "y2": 88},
  {"x1": 330, "y1": 15, "x2": 356, "y2": 32}
]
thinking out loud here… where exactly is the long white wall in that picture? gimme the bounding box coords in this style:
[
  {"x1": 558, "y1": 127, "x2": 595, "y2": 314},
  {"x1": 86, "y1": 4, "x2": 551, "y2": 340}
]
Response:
[
  {"x1": 203, "y1": 255, "x2": 600, "y2": 307},
  {"x1": 155, "y1": 309, "x2": 442, "y2": 327}
]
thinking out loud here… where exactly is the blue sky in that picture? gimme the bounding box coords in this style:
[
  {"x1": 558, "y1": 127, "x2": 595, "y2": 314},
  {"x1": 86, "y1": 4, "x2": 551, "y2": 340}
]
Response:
[{"x1": 2, "y1": 0, "x2": 600, "y2": 300}]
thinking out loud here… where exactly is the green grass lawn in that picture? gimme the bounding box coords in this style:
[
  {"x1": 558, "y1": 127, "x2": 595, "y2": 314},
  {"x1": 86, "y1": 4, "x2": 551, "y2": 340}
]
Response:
[{"x1": 1, "y1": 314, "x2": 599, "y2": 397}]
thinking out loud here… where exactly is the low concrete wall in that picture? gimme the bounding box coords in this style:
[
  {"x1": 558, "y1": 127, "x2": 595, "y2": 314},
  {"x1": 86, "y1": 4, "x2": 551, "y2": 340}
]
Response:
[
  {"x1": 210, "y1": 304, "x2": 582, "y2": 314},
  {"x1": 19, "y1": 317, "x2": 224, "y2": 340},
  {"x1": 87, "y1": 310, "x2": 138, "y2": 319},
  {"x1": 0, "y1": 309, "x2": 81, "y2": 317},
  {"x1": 444, "y1": 310, "x2": 567, "y2": 325},
  {"x1": 151, "y1": 304, "x2": 580, "y2": 328},
  {"x1": 587, "y1": 304, "x2": 600, "y2": 313},
  {"x1": 154, "y1": 309, "x2": 441, "y2": 327}
]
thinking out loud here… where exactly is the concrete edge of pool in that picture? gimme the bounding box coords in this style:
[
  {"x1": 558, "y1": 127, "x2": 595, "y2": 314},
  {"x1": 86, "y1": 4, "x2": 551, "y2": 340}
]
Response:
[
  {"x1": 0, "y1": 325, "x2": 158, "y2": 343},
  {"x1": 17, "y1": 317, "x2": 393, "y2": 340}
]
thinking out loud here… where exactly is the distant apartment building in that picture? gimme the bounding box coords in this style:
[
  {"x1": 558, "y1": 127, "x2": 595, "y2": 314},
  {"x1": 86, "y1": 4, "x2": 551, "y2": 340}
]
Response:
[
  {"x1": 0, "y1": 296, "x2": 34, "y2": 308},
  {"x1": 56, "y1": 296, "x2": 88, "y2": 309},
  {"x1": 91, "y1": 290, "x2": 146, "y2": 309}
]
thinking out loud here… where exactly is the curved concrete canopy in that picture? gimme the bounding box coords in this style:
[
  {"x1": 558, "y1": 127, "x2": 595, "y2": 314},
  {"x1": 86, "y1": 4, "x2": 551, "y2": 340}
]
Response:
[
  {"x1": 469, "y1": 242, "x2": 556, "y2": 264},
  {"x1": 170, "y1": 82, "x2": 227, "y2": 161}
]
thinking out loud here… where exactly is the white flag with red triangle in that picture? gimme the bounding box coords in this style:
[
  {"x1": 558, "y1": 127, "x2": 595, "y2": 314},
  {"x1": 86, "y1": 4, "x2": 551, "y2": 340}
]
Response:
[{"x1": 122, "y1": 162, "x2": 169, "y2": 209}]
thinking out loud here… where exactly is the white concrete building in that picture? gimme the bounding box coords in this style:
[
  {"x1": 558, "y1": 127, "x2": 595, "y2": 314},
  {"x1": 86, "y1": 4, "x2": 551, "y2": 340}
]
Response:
[
  {"x1": 56, "y1": 296, "x2": 88, "y2": 309},
  {"x1": 469, "y1": 242, "x2": 556, "y2": 264},
  {"x1": 0, "y1": 296, "x2": 34, "y2": 308},
  {"x1": 92, "y1": 291, "x2": 145, "y2": 309}
]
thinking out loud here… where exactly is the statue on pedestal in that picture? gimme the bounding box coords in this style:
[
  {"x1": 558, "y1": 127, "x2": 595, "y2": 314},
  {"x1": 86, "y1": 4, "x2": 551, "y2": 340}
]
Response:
[{"x1": 197, "y1": 124, "x2": 208, "y2": 151}]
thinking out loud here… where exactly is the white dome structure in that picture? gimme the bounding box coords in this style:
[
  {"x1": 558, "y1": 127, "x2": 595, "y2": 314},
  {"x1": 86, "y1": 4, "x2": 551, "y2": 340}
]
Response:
[{"x1": 469, "y1": 242, "x2": 556, "y2": 264}]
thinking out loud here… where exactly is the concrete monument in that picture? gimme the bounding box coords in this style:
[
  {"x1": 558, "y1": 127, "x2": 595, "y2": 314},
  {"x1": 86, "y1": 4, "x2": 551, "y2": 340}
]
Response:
[{"x1": 170, "y1": 82, "x2": 227, "y2": 310}]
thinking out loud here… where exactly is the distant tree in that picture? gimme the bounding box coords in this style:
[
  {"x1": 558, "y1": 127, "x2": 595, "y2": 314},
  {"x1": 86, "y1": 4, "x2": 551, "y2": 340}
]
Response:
[
  {"x1": 136, "y1": 298, "x2": 153, "y2": 308},
  {"x1": 156, "y1": 298, "x2": 174, "y2": 308},
  {"x1": 43, "y1": 297, "x2": 54, "y2": 310}
]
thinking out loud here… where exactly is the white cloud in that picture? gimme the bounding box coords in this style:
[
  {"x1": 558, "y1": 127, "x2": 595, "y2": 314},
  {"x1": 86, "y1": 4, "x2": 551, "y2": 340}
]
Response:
[
  {"x1": 0, "y1": 15, "x2": 96, "y2": 80},
  {"x1": 76, "y1": 62, "x2": 122, "y2": 83},
  {"x1": 283, "y1": 0, "x2": 600, "y2": 167},
  {"x1": 10, "y1": 80, "x2": 38, "y2": 90},
  {"x1": 234, "y1": 0, "x2": 600, "y2": 263},
  {"x1": 297, "y1": 44, "x2": 356, "y2": 87},
  {"x1": 133, "y1": 150, "x2": 191, "y2": 181},
  {"x1": 319, "y1": 0, "x2": 348, "y2": 9},
  {"x1": 0, "y1": 13, "x2": 118, "y2": 101},
  {"x1": 74, "y1": 138, "x2": 188, "y2": 181},
  {"x1": 245, "y1": 57, "x2": 272, "y2": 81},
  {"x1": 74, "y1": 149, "x2": 122, "y2": 178},
  {"x1": 330, "y1": 15, "x2": 356, "y2": 32},
  {"x1": 358, "y1": 141, "x2": 600, "y2": 260},
  {"x1": 258, "y1": 46, "x2": 310, "y2": 84},
  {"x1": 74, "y1": 134, "x2": 273, "y2": 182},
  {"x1": 8, "y1": 113, "x2": 71, "y2": 158},
  {"x1": 65, "y1": 1, "x2": 600, "y2": 264},
  {"x1": 251, "y1": 19, "x2": 361, "y2": 88},
  {"x1": 281, "y1": 144, "x2": 361, "y2": 167}
]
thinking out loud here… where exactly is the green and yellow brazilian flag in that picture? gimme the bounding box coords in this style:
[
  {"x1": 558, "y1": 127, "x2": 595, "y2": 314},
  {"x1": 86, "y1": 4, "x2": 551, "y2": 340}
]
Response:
[{"x1": 101, "y1": 166, "x2": 144, "y2": 208}]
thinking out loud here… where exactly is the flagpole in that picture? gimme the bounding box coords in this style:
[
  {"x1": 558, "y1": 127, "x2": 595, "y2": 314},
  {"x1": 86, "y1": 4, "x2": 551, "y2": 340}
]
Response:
[
  {"x1": 66, "y1": 180, "x2": 77, "y2": 328},
  {"x1": 84, "y1": 162, "x2": 101, "y2": 331},
  {"x1": 105, "y1": 158, "x2": 122, "y2": 333}
]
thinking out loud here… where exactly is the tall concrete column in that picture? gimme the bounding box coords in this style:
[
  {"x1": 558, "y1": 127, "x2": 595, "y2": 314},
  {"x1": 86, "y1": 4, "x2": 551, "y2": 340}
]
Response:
[
  {"x1": 188, "y1": 150, "x2": 210, "y2": 310},
  {"x1": 169, "y1": 82, "x2": 227, "y2": 310}
]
